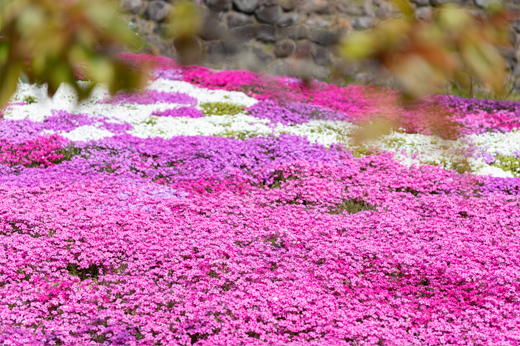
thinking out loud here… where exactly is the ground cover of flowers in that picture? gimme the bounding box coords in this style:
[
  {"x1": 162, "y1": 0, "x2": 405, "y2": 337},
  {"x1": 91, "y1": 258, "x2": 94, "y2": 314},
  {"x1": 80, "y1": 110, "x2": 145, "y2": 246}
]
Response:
[{"x1": 1, "y1": 53, "x2": 520, "y2": 345}]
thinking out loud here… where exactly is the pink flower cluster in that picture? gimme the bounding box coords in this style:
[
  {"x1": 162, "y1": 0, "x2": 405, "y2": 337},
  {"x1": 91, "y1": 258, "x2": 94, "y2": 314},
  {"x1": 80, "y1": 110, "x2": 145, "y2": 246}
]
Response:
[
  {"x1": 0, "y1": 134, "x2": 65, "y2": 167},
  {"x1": 2, "y1": 54, "x2": 520, "y2": 345},
  {"x1": 0, "y1": 128, "x2": 518, "y2": 346},
  {"x1": 0, "y1": 152, "x2": 519, "y2": 345}
]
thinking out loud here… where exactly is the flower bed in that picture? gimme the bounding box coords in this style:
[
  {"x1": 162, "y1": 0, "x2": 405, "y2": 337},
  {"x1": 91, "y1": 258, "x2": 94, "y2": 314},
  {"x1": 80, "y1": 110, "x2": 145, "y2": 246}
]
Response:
[{"x1": 0, "y1": 54, "x2": 519, "y2": 345}]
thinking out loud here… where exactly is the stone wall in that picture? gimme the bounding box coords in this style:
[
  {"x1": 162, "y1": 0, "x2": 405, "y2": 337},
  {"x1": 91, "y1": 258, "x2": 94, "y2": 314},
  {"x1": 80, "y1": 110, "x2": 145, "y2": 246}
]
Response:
[{"x1": 120, "y1": 0, "x2": 520, "y2": 85}]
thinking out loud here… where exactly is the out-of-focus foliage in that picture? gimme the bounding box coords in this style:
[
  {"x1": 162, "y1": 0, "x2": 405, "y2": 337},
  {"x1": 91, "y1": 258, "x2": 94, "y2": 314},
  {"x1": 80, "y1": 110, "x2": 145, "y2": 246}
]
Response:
[
  {"x1": 341, "y1": 0, "x2": 517, "y2": 98},
  {"x1": 162, "y1": 0, "x2": 202, "y2": 65},
  {"x1": 0, "y1": 0, "x2": 151, "y2": 108}
]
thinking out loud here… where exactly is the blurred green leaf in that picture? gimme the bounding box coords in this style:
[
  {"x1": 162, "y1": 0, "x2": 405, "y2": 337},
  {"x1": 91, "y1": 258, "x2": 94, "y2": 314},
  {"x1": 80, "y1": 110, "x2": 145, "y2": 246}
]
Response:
[
  {"x1": 90, "y1": 58, "x2": 115, "y2": 85},
  {"x1": 166, "y1": 1, "x2": 201, "y2": 38},
  {"x1": 436, "y1": 5, "x2": 471, "y2": 31},
  {"x1": 0, "y1": 0, "x2": 149, "y2": 109},
  {"x1": 16, "y1": 7, "x2": 45, "y2": 33},
  {"x1": 390, "y1": 0, "x2": 414, "y2": 18},
  {"x1": 341, "y1": 32, "x2": 376, "y2": 60},
  {"x1": 340, "y1": 2, "x2": 516, "y2": 98},
  {"x1": 0, "y1": 62, "x2": 22, "y2": 107},
  {"x1": 461, "y1": 42, "x2": 505, "y2": 92}
]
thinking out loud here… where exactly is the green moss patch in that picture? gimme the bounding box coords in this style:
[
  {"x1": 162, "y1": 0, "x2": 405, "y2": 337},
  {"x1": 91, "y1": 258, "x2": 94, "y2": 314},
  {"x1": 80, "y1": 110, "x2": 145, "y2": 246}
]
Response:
[
  {"x1": 491, "y1": 154, "x2": 520, "y2": 176},
  {"x1": 200, "y1": 102, "x2": 245, "y2": 116}
]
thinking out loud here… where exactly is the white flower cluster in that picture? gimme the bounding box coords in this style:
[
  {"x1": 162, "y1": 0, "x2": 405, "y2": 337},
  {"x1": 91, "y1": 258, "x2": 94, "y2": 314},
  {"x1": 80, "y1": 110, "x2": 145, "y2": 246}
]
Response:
[{"x1": 4, "y1": 78, "x2": 519, "y2": 177}]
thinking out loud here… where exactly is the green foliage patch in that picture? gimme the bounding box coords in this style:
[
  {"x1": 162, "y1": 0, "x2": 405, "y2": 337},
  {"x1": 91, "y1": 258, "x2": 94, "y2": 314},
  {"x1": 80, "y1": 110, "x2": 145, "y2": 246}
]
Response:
[
  {"x1": 200, "y1": 102, "x2": 244, "y2": 116},
  {"x1": 351, "y1": 147, "x2": 380, "y2": 158},
  {"x1": 23, "y1": 95, "x2": 37, "y2": 104},
  {"x1": 491, "y1": 154, "x2": 520, "y2": 176},
  {"x1": 328, "y1": 199, "x2": 377, "y2": 215},
  {"x1": 421, "y1": 157, "x2": 473, "y2": 174},
  {"x1": 215, "y1": 130, "x2": 263, "y2": 140}
]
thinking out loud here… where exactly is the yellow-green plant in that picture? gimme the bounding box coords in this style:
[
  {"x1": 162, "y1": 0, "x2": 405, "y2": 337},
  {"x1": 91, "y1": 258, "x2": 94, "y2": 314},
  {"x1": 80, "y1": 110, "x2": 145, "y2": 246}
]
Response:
[
  {"x1": 341, "y1": 1, "x2": 516, "y2": 98},
  {"x1": 0, "y1": 0, "x2": 151, "y2": 108},
  {"x1": 491, "y1": 154, "x2": 520, "y2": 176},
  {"x1": 200, "y1": 102, "x2": 245, "y2": 116}
]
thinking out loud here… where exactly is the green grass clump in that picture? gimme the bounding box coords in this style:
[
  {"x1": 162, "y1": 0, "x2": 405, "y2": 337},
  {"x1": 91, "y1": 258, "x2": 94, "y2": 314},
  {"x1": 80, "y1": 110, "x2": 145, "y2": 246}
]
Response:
[
  {"x1": 215, "y1": 130, "x2": 262, "y2": 140},
  {"x1": 23, "y1": 95, "x2": 37, "y2": 104},
  {"x1": 141, "y1": 117, "x2": 158, "y2": 126},
  {"x1": 384, "y1": 137, "x2": 406, "y2": 148},
  {"x1": 67, "y1": 263, "x2": 101, "y2": 281},
  {"x1": 491, "y1": 154, "x2": 520, "y2": 176},
  {"x1": 200, "y1": 102, "x2": 244, "y2": 116},
  {"x1": 421, "y1": 157, "x2": 473, "y2": 174},
  {"x1": 328, "y1": 199, "x2": 377, "y2": 215},
  {"x1": 351, "y1": 147, "x2": 380, "y2": 158}
]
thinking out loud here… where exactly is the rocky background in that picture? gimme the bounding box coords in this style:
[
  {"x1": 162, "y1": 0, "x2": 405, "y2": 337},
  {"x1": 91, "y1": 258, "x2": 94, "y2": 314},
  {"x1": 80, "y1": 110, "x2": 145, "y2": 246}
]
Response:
[{"x1": 119, "y1": 0, "x2": 520, "y2": 86}]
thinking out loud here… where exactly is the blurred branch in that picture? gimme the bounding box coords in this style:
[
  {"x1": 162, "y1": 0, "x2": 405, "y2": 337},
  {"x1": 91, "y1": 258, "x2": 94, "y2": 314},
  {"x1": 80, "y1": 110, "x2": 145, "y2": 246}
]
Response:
[
  {"x1": 340, "y1": 0, "x2": 518, "y2": 99},
  {"x1": 0, "y1": 0, "x2": 151, "y2": 109},
  {"x1": 162, "y1": 0, "x2": 203, "y2": 65}
]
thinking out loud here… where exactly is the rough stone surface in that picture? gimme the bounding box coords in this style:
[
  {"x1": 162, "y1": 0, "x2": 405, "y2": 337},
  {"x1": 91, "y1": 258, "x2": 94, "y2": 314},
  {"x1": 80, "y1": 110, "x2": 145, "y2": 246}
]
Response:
[
  {"x1": 121, "y1": 0, "x2": 520, "y2": 83},
  {"x1": 310, "y1": 28, "x2": 339, "y2": 46},
  {"x1": 474, "y1": 0, "x2": 493, "y2": 7},
  {"x1": 355, "y1": 71, "x2": 379, "y2": 85},
  {"x1": 295, "y1": 39, "x2": 316, "y2": 59},
  {"x1": 251, "y1": 46, "x2": 274, "y2": 65},
  {"x1": 376, "y1": 2, "x2": 398, "y2": 19},
  {"x1": 500, "y1": 47, "x2": 517, "y2": 67},
  {"x1": 313, "y1": 65, "x2": 331, "y2": 80},
  {"x1": 273, "y1": 39, "x2": 296, "y2": 58},
  {"x1": 206, "y1": 40, "x2": 241, "y2": 62},
  {"x1": 230, "y1": 25, "x2": 256, "y2": 42},
  {"x1": 144, "y1": 1, "x2": 172, "y2": 22},
  {"x1": 513, "y1": 20, "x2": 520, "y2": 33},
  {"x1": 232, "y1": 0, "x2": 259, "y2": 13},
  {"x1": 120, "y1": 0, "x2": 143, "y2": 15},
  {"x1": 312, "y1": 46, "x2": 331, "y2": 66},
  {"x1": 411, "y1": 0, "x2": 430, "y2": 6},
  {"x1": 255, "y1": 5, "x2": 283, "y2": 25},
  {"x1": 352, "y1": 16, "x2": 374, "y2": 30},
  {"x1": 256, "y1": 24, "x2": 278, "y2": 43},
  {"x1": 299, "y1": 0, "x2": 331, "y2": 14},
  {"x1": 222, "y1": 40, "x2": 240, "y2": 55},
  {"x1": 200, "y1": 17, "x2": 227, "y2": 41},
  {"x1": 430, "y1": 0, "x2": 461, "y2": 5},
  {"x1": 336, "y1": 0, "x2": 373, "y2": 16},
  {"x1": 227, "y1": 12, "x2": 254, "y2": 28},
  {"x1": 279, "y1": 0, "x2": 299, "y2": 11},
  {"x1": 261, "y1": 0, "x2": 278, "y2": 5},
  {"x1": 306, "y1": 14, "x2": 331, "y2": 28},
  {"x1": 205, "y1": 0, "x2": 232, "y2": 12},
  {"x1": 206, "y1": 41, "x2": 227, "y2": 63},
  {"x1": 269, "y1": 58, "x2": 292, "y2": 76},
  {"x1": 277, "y1": 12, "x2": 299, "y2": 27},
  {"x1": 415, "y1": 6, "x2": 432, "y2": 20},
  {"x1": 286, "y1": 25, "x2": 310, "y2": 40}
]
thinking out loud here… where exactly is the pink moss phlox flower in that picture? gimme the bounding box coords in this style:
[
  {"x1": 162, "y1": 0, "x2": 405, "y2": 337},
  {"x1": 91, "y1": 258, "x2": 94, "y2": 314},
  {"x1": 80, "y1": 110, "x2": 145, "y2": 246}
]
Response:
[
  {"x1": 3, "y1": 53, "x2": 520, "y2": 345},
  {"x1": 0, "y1": 156, "x2": 518, "y2": 344},
  {"x1": 0, "y1": 134, "x2": 66, "y2": 167}
]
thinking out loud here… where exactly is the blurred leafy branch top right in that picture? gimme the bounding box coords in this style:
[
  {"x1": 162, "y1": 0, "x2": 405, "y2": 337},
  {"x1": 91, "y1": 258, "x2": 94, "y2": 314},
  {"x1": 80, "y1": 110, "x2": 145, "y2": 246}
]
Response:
[{"x1": 340, "y1": 0, "x2": 518, "y2": 99}]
